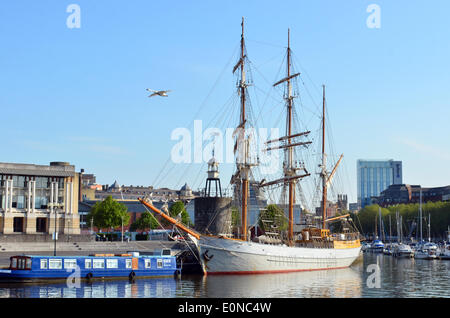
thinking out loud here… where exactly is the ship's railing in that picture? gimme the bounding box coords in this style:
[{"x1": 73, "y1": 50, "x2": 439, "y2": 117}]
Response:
[
  {"x1": 294, "y1": 240, "x2": 334, "y2": 249},
  {"x1": 331, "y1": 232, "x2": 360, "y2": 241}
]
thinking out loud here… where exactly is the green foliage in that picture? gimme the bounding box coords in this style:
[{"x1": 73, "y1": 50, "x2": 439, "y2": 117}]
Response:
[
  {"x1": 87, "y1": 196, "x2": 130, "y2": 231},
  {"x1": 231, "y1": 206, "x2": 240, "y2": 227},
  {"x1": 168, "y1": 201, "x2": 185, "y2": 217},
  {"x1": 168, "y1": 201, "x2": 192, "y2": 227},
  {"x1": 258, "y1": 204, "x2": 288, "y2": 232},
  {"x1": 130, "y1": 212, "x2": 159, "y2": 232},
  {"x1": 356, "y1": 204, "x2": 390, "y2": 235},
  {"x1": 357, "y1": 202, "x2": 450, "y2": 239}
]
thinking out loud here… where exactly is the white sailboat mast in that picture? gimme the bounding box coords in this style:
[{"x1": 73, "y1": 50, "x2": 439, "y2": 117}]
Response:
[{"x1": 420, "y1": 189, "x2": 423, "y2": 242}]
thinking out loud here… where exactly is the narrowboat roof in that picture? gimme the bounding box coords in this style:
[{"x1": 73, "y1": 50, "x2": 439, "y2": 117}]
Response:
[{"x1": 13, "y1": 254, "x2": 174, "y2": 259}]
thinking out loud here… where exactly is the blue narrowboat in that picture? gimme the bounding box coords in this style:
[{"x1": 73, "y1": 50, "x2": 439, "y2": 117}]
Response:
[{"x1": 0, "y1": 251, "x2": 181, "y2": 283}]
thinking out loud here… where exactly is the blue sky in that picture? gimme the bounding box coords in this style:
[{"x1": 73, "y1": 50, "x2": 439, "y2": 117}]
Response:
[{"x1": 1, "y1": 0, "x2": 449, "y2": 205}]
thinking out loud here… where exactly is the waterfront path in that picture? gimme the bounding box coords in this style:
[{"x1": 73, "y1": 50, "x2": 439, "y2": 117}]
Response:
[{"x1": 0, "y1": 240, "x2": 180, "y2": 267}]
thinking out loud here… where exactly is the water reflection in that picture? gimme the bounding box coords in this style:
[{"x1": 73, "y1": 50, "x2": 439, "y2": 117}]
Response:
[
  {"x1": 0, "y1": 254, "x2": 449, "y2": 298},
  {"x1": 361, "y1": 253, "x2": 450, "y2": 298},
  {"x1": 0, "y1": 278, "x2": 177, "y2": 298},
  {"x1": 176, "y1": 267, "x2": 362, "y2": 298}
]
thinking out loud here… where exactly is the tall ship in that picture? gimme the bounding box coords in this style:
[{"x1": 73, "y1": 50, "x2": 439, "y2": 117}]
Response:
[{"x1": 139, "y1": 18, "x2": 361, "y2": 275}]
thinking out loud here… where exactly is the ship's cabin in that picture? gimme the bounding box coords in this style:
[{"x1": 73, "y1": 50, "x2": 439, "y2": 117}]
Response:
[
  {"x1": 299, "y1": 227, "x2": 330, "y2": 241},
  {"x1": 10, "y1": 256, "x2": 32, "y2": 270}
]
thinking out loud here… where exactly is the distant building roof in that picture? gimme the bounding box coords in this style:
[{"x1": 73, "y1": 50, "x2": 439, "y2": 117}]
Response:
[
  {"x1": 376, "y1": 184, "x2": 450, "y2": 206},
  {"x1": 78, "y1": 201, "x2": 93, "y2": 213},
  {"x1": 111, "y1": 180, "x2": 120, "y2": 188},
  {"x1": 0, "y1": 162, "x2": 75, "y2": 177},
  {"x1": 106, "y1": 180, "x2": 122, "y2": 192},
  {"x1": 180, "y1": 183, "x2": 191, "y2": 191}
]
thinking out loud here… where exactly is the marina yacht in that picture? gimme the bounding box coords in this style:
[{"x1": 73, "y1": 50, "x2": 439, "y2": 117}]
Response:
[
  {"x1": 414, "y1": 242, "x2": 438, "y2": 260},
  {"x1": 370, "y1": 239, "x2": 385, "y2": 253},
  {"x1": 438, "y1": 243, "x2": 450, "y2": 260},
  {"x1": 383, "y1": 243, "x2": 396, "y2": 255},
  {"x1": 393, "y1": 243, "x2": 414, "y2": 258},
  {"x1": 413, "y1": 191, "x2": 437, "y2": 259},
  {"x1": 439, "y1": 228, "x2": 450, "y2": 260},
  {"x1": 361, "y1": 241, "x2": 371, "y2": 252}
]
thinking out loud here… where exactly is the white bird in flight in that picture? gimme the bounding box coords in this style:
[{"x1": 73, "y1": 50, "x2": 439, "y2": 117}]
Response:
[{"x1": 146, "y1": 88, "x2": 171, "y2": 97}]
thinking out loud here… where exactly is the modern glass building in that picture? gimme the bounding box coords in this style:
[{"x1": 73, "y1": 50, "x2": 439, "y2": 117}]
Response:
[{"x1": 357, "y1": 159, "x2": 402, "y2": 208}]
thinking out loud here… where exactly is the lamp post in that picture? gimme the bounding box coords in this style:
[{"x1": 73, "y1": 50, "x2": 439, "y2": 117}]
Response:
[
  {"x1": 68, "y1": 218, "x2": 71, "y2": 242},
  {"x1": 48, "y1": 202, "x2": 64, "y2": 256},
  {"x1": 54, "y1": 207, "x2": 57, "y2": 255}
]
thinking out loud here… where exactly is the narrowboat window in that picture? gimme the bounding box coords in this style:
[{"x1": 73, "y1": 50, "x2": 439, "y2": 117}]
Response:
[
  {"x1": 125, "y1": 259, "x2": 132, "y2": 269},
  {"x1": 64, "y1": 259, "x2": 77, "y2": 269},
  {"x1": 106, "y1": 259, "x2": 118, "y2": 269},
  {"x1": 85, "y1": 259, "x2": 91, "y2": 269},
  {"x1": 93, "y1": 259, "x2": 104, "y2": 269},
  {"x1": 18, "y1": 258, "x2": 25, "y2": 269},
  {"x1": 144, "y1": 259, "x2": 151, "y2": 269},
  {"x1": 157, "y1": 259, "x2": 163, "y2": 268},
  {"x1": 163, "y1": 259, "x2": 172, "y2": 267},
  {"x1": 11, "y1": 258, "x2": 17, "y2": 269},
  {"x1": 49, "y1": 259, "x2": 63, "y2": 269},
  {"x1": 40, "y1": 259, "x2": 48, "y2": 269},
  {"x1": 26, "y1": 258, "x2": 32, "y2": 269}
]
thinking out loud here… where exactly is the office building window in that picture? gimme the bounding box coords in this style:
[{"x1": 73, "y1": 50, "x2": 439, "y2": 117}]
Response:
[
  {"x1": 36, "y1": 218, "x2": 47, "y2": 233},
  {"x1": 13, "y1": 217, "x2": 24, "y2": 232}
]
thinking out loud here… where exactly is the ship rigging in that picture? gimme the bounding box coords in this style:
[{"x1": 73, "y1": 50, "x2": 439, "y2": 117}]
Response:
[{"x1": 138, "y1": 18, "x2": 361, "y2": 275}]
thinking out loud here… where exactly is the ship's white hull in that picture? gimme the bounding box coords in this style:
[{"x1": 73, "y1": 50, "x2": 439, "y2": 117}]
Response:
[
  {"x1": 197, "y1": 236, "x2": 361, "y2": 275},
  {"x1": 393, "y1": 245, "x2": 414, "y2": 258}
]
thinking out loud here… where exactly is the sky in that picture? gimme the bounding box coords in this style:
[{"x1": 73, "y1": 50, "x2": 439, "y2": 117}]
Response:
[{"x1": 1, "y1": 0, "x2": 449, "y2": 205}]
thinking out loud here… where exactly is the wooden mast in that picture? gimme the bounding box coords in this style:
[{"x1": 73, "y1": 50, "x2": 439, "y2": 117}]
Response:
[
  {"x1": 138, "y1": 198, "x2": 200, "y2": 240},
  {"x1": 268, "y1": 29, "x2": 306, "y2": 243},
  {"x1": 321, "y1": 84, "x2": 327, "y2": 230},
  {"x1": 264, "y1": 28, "x2": 310, "y2": 243},
  {"x1": 318, "y1": 86, "x2": 344, "y2": 231},
  {"x1": 240, "y1": 18, "x2": 246, "y2": 127},
  {"x1": 239, "y1": 17, "x2": 249, "y2": 241},
  {"x1": 286, "y1": 29, "x2": 295, "y2": 243}
]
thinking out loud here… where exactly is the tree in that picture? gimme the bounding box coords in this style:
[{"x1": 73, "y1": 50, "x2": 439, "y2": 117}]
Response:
[
  {"x1": 356, "y1": 202, "x2": 450, "y2": 240},
  {"x1": 168, "y1": 201, "x2": 192, "y2": 227},
  {"x1": 130, "y1": 212, "x2": 159, "y2": 232},
  {"x1": 355, "y1": 204, "x2": 390, "y2": 237},
  {"x1": 87, "y1": 196, "x2": 130, "y2": 232}
]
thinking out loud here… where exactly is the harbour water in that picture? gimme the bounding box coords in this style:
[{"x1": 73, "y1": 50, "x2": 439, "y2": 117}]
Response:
[{"x1": 0, "y1": 253, "x2": 449, "y2": 298}]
